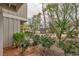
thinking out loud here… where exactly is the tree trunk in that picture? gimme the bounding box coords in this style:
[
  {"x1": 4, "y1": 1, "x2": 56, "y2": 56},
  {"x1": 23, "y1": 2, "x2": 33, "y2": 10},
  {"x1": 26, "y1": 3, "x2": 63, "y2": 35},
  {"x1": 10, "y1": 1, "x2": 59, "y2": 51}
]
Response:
[
  {"x1": 57, "y1": 34, "x2": 62, "y2": 40},
  {"x1": 42, "y1": 3, "x2": 46, "y2": 33},
  {"x1": 75, "y1": 4, "x2": 78, "y2": 36}
]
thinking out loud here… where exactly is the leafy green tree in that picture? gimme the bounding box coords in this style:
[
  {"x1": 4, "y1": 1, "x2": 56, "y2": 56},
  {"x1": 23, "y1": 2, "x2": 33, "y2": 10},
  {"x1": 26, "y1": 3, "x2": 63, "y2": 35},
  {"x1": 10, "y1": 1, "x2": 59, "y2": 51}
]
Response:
[{"x1": 31, "y1": 13, "x2": 41, "y2": 33}]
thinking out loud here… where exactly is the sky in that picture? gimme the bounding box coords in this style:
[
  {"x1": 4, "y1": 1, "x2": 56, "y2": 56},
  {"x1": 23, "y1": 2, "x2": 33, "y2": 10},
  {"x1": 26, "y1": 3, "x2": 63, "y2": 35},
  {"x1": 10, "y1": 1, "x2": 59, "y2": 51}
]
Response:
[
  {"x1": 27, "y1": 3, "x2": 42, "y2": 18},
  {"x1": 27, "y1": 3, "x2": 49, "y2": 28}
]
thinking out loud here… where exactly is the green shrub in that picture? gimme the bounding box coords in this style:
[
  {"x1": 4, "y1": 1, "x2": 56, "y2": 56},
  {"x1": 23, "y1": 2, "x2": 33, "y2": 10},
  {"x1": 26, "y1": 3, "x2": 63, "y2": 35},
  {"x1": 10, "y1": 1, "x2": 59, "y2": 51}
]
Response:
[
  {"x1": 25, "y1": 31, "x2": 33, "y2": 37},
  {"x1": 18, "y1": 39, "x2": 30, "y2": 48},
  {"x1": 13, "y1": 32, "x2": 25, "y2": 47},
  {"x1": 32, "y1": 35, "x2": 40, "y2": 45},
  {"x1": 39, "y1": 35, "x2": 55, "y2": 48},
  {"x1": 59, "y1": 40, "x2": 79, "y2": 55},
  {"x1": 32, "y1": 35, "x2": 55, "y2": 47},
  {"x1": 18, "y1": 39, "x2": 30, "y2": 55}
]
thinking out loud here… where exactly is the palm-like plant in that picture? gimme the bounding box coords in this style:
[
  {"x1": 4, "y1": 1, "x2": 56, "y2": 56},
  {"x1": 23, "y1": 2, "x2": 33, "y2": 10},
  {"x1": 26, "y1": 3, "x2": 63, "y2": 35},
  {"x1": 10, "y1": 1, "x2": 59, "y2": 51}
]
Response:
[
  {"x1": 49, "y1": 19, "x2": 70, "y2": 40},
  {"x1": 45, "y1": 3, "x2": 71, "y2": 39}
]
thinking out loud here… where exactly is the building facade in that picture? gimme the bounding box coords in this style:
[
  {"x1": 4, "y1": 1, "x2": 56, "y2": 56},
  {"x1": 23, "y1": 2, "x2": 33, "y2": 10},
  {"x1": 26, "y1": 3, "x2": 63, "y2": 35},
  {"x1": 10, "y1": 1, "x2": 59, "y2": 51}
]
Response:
[{"x1": 0, "y1": 3, "x2": 27, "y2": 55}]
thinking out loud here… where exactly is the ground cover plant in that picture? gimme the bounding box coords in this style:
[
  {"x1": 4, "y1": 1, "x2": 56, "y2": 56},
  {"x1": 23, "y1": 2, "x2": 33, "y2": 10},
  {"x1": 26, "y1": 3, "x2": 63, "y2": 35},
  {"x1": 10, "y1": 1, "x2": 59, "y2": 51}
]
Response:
[{"x1": 59, "y1": 40, "x2": 79, "y2": 56}]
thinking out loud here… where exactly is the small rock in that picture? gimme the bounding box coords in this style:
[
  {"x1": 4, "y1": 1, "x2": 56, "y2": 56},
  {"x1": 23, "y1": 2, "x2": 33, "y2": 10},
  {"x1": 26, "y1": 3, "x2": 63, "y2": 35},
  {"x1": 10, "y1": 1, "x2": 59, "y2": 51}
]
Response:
[
  {"x1": 50, "y1": 45, "x2": 64, "y2": 56},
  {"x1": 27, "y1": 52, "x2": 41, "y2": 56},
  {"x1": 37, "y1": 44, "x2": 44, "y2": 49}
]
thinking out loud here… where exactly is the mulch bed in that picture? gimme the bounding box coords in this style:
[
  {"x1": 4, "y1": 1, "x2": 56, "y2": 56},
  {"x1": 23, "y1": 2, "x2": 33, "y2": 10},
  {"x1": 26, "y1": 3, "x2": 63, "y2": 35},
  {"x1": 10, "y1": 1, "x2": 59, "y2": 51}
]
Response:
[
  {"x1": 3, "y1": 48, "x2": 22, "y2": 56},
  {"x1": 3, "y1": 45, "x2": 65, "y2": 56},
  {"x1": 3, "y1": 46, "x2": 38, "y2": 56}
]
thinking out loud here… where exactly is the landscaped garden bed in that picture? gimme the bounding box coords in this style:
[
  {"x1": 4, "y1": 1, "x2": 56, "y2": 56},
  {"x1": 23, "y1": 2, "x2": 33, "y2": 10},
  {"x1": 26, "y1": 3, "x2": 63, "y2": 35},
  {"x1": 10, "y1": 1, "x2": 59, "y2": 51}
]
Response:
[
  {"x1": 3, "y1": 31, "x2": 79, "y2": 56},
  {"x1": 3, "y1": 3, "x2": 79, "y2": 56}
]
